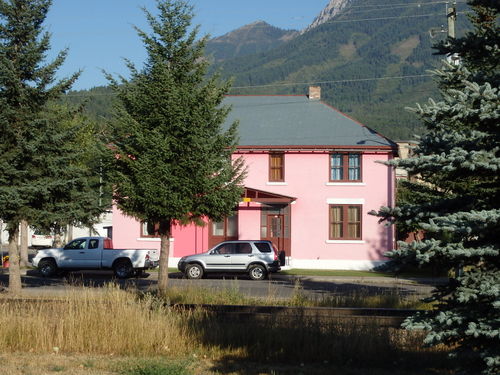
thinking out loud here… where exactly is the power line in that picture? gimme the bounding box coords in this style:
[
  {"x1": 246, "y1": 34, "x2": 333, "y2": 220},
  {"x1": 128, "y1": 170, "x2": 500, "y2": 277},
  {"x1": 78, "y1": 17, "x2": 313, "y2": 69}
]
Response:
[
  {"x1": 315, "y1": 12, "x2": 466, "y2": 26},
  {"x1": 230, "y1": 74, "x2": 434, "y2": 90},
  {"x1": 63, "y1": 74, "x2": 435, "y2": 96},
  {"x1": 213, "y1": 2, "x2": 471, "y2": 32},
  {"x1": 223, "y1": 10, "x2": 469, "y2": 32},
  {"x1": 347, "y1": 0, "x2": 468, "y2": 9},
  {"x1": 341, "y1": 2, "x2": 468, "y2": 16},
  {"x1": 223, "y1": 13, "x2": 447, "y2": 31}
]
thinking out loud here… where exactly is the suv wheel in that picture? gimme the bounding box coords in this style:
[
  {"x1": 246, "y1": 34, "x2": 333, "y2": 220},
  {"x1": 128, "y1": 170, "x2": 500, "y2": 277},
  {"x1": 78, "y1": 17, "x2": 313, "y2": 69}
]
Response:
[
  {"x1": 248, "y1": 264, "x2": 267, "y2": 280},
  {"x1": 185, "y1": 263, "x2": 204, "y2": 279}
]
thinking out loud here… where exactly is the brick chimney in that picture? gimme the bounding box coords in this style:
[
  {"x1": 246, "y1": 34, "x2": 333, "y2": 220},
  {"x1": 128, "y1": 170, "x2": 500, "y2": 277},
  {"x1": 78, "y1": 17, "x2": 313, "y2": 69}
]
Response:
[{"x1": 308, "y1": 86, "x2": 321, "y2": 100}]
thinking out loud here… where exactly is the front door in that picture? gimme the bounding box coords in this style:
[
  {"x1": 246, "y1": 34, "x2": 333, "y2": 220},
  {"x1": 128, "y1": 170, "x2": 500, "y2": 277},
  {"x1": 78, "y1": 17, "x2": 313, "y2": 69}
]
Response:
[
  {"x1": 264, "y1": 214, "x2": 284, "y2": 253},
  {"x1": 260, "y1": 204, "x2": 291, "y2": 256}
]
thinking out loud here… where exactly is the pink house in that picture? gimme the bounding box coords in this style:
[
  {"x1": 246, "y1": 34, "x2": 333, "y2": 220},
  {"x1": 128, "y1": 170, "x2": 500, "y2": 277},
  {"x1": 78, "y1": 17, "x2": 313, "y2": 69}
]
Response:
[{"x1": 112, "y1": 87, "x2": 396, "y2": 270}]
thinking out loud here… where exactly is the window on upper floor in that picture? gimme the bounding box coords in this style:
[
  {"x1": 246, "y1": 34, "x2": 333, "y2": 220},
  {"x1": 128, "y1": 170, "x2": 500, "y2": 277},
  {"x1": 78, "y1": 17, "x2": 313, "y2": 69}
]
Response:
[
  {"x1": 329, "y1": 204, "x2": 362, "y2": 240},
  {"x1": 269, "y1": 153, "x2": 285, "y2": 182},
  {"x1": 330, "y1": 153, "x2": 361, "y2": 182}
]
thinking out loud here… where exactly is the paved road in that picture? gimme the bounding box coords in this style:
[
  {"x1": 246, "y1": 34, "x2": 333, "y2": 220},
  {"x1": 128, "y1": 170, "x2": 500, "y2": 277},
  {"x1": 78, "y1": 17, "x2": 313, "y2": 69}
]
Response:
[{"x1": 0, "y1": 268, "x2": 440, "y2": 300}]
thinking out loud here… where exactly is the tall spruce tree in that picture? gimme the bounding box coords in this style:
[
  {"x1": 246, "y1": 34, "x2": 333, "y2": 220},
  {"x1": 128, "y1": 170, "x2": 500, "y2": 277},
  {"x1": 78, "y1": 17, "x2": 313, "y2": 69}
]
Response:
[
  {"x1": 373, "y1": 1, "x2": 499, "y2": 374},
  {"x1": 107, "y1": 0, "x2": 245, "y2": 293},
  {"x1": 0, "y1": 0, "x2": 109, "y2": 293}
]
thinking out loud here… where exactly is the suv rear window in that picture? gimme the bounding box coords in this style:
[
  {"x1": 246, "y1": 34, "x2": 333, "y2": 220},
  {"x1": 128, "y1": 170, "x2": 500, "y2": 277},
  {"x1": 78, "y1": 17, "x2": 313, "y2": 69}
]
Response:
[{"x1": 254, "y1": 242, "x2": 272, "y2": 253}]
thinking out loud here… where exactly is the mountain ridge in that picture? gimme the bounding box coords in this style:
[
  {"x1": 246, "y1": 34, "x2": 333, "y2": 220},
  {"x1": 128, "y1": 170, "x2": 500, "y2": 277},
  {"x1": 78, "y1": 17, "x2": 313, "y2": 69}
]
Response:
[
  {"x1": 208, "y1": 0, "x2": 471, "y2": 139},
  {"x1": 63, "y1": 0, "x2": 472, "y2": 140},
  {"x1": 302, "y1": 0, "x2": 352, "y2": 34},
  {"x1": 205, "y1": 21, "x2": 298, "y2": 62}
]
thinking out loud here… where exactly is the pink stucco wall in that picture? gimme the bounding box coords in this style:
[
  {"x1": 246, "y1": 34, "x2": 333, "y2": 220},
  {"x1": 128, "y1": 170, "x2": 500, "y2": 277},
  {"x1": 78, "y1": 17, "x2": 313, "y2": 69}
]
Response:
[
  {"x1": 111, "y1": 207, "x2": 208, "y2": 257},
  {"x1": 237, "y1": 202, "x2": 262, "y2": 239},
  {"x1": 237, "y1": 151, "x2": 394, "y2": 262},
  {"x1": 111, "y1": 150, "x2": 395, "y2": 268}
]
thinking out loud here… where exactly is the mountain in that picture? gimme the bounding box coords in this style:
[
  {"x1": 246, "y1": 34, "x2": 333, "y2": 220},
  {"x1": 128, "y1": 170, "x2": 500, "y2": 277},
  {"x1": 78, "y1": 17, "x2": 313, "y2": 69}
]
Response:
[
  {"x1": 210, "y1": 0, "x2": 471, "y2": 139},
  {"x1": 302, "y1": 0, "x2": 352, "y2": 34},
  {"x1": 205, "y1": 21, "x2": 298, "y2": 62},
  {"x1": 64, "y1": 0, "x2": 471, "y2": 140}
]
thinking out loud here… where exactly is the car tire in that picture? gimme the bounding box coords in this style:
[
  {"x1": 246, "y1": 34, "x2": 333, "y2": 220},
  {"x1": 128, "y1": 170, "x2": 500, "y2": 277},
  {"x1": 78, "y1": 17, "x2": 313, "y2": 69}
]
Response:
[
  {"x1": 113, "y1": 259, "x2": 134, "y2": 279},
  {"x1": 38, "y1": 259, "x2": 58, "y2": 278},
  {"x1": 248, "y1": 264, "x2": 267, "y2": 281},
  {"x1": 185, "y1": 263, "x2": 204, "y2": 279}
]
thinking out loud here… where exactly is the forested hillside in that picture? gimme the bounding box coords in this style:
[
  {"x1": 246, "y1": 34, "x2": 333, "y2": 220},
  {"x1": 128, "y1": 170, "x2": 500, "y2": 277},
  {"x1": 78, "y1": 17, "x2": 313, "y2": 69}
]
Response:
[
  {"x1": 212, "y1": 0, "x2": 471, "y2": 139},
  {"x1": 62, "y1": 86, "x2": 115, "y2": 121},
  {"x1": 205, "y1": 21, "x2": 298, "y2": 62},
  {"x1": 63, "y1": 0, "x2": 472, "y2": 140}
]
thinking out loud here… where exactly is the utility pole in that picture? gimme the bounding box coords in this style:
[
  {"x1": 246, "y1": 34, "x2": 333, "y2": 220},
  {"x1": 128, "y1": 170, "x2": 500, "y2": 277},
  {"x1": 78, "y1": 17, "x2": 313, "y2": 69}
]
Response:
[
  {"x1": 447, "y1": 1, "x2": 457, "y2": 39},
  {"x1": 446, "y1": 1, "x2": 460, "y2": 65}
]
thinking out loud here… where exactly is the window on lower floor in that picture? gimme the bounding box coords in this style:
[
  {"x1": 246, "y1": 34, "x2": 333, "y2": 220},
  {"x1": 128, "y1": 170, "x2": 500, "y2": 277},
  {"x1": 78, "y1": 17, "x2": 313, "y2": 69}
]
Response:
[
  {"x1": 211, "y1": 214, "x2": 238, "y2": 237},
  {"x1": 141, "y1": 221, "x2": 159, "y2": 237},
  {"x1": 329, "y1": 205, "x2": 362, "y2": 240},
  {"x1": 330, "y1": 153, "x2": 361, "y2": 181}
]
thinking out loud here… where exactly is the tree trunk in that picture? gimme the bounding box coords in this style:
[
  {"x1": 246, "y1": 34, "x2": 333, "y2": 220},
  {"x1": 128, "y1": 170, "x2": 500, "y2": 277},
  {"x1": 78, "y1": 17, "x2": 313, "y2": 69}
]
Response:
[
  {"x1": 157, "y1": 219, "x2": 172, "y2": 294},
  {"x1": 54, "y1": 231, "x2": 63, "y2": 247},
  {"x1": 67, "y1": 224, "x2": 73, "y2": 242},
  {"x1": 20, "y1": 220, "x2": 29, "y2": 268},
  {"x1": 8, "y1": 224, "x2": 22, "y2": 294}
]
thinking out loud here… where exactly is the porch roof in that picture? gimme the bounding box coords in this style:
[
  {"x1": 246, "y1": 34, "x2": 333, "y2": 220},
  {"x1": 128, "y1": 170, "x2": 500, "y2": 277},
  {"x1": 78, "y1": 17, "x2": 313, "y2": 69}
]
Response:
[{"x1": 242, "y1": 187, "x2": 296, "y2": 203}]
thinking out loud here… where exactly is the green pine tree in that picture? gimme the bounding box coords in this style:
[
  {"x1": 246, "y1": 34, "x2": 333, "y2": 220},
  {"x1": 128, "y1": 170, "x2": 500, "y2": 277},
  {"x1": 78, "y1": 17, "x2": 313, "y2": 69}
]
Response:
[
  {"x1": 0, "y1": 0, "x2": 109, "y2": 293},
  {"x1": 107, "y1": 0, "x2": 245, "y2": 293},
  {"x1": 372, "y1": 1, "x2": 499, "y2": 373}
]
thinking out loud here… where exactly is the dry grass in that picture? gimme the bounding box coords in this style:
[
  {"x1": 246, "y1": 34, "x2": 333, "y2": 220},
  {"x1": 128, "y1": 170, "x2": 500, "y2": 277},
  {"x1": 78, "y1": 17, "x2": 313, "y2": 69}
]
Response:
[
  {"x1": 0, "y1": 284, "x2": 451, "y2": 374},
  {"x1": 0, "y1": 284, "x2": 193, "y2": 356}
]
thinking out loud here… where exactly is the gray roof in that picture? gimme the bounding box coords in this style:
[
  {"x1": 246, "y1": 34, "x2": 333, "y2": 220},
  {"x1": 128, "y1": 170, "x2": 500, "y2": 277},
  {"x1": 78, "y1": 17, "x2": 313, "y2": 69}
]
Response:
[{"x1": 223, "y1": 96, "x2": 395, "y2": 149}]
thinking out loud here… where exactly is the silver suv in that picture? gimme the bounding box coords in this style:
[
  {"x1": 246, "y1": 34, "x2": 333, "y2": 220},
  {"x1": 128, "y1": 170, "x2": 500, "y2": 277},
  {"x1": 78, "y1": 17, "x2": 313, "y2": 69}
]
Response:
[{"x1": 178, "y1": 240, "x2": 282, "y2": 280}]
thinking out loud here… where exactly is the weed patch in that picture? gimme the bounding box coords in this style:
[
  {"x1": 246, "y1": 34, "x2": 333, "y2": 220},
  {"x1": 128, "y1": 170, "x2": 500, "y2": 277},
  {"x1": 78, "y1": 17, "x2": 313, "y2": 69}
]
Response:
[{"x1": 120, "y1": 359, "x2": 191, "y2": 375}]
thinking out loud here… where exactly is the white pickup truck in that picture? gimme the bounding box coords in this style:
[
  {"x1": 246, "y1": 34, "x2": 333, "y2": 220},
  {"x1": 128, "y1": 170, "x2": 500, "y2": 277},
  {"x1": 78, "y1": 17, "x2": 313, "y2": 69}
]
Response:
[{"x1": 31, "y1": 237, "x2": 159, "y2": 278}]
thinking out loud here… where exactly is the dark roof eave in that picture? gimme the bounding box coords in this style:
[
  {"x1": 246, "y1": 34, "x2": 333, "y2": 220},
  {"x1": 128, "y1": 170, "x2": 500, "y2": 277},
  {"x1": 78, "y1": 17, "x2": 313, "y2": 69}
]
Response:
[{"x1": 235, "y1": 145, "x2": 397, "y2": 153}]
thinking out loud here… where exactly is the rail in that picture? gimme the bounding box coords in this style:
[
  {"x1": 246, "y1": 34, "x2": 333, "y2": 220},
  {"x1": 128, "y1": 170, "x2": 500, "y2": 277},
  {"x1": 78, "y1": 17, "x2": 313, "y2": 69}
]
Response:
[
  {"x1": 172, "y1": 303, "x2": 419, "y2": 327},
  {"x1": 0, "y1": 298, "x2": 420, "y2": 327}
]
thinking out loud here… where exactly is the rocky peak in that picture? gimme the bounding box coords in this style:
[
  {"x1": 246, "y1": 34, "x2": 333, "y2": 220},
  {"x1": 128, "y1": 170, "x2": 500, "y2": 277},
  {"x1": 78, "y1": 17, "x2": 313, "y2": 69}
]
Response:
[{"x1": 303, "y1": 0, "x2": 352, "y2": 33}]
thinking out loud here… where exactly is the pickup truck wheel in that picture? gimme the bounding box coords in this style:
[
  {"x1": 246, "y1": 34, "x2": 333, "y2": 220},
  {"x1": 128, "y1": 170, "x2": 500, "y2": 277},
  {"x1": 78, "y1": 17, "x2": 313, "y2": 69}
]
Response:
[
  {"x1": 185, "y1": 264, "x2": 203, "y2": 279},
  {"x1": 38, "y1": 259, "x2": 58, "y2": 278},
  {"x1": 113, "y1": 260, "x2": 134, "y2": 279},
  {"x1": 249, "y1": 264, "x2": 267, "y2": 281}
]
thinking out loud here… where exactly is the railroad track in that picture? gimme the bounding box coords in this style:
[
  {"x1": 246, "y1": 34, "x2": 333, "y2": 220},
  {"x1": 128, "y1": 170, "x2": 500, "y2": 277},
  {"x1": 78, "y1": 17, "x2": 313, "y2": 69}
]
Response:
[
  {"x1": 0, "y1": 298, "x2": 419, "y2": 327},
  {"x1": 172, "y1": 304, "x2": 419, "y2": 327}
]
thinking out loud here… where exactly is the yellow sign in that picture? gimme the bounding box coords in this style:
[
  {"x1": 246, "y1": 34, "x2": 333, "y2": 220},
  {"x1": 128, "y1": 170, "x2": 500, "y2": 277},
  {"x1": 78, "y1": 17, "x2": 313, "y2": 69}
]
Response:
[{"x1": 243, "y1": 197, "x2": 252, "y2": 202}]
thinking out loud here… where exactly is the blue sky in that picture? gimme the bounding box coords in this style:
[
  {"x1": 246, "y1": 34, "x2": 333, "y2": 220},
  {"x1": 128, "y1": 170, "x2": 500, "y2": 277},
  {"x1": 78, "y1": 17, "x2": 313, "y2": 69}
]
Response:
[{"x1": 46, "y1": 0, "x2": 328, "y2": 90}]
